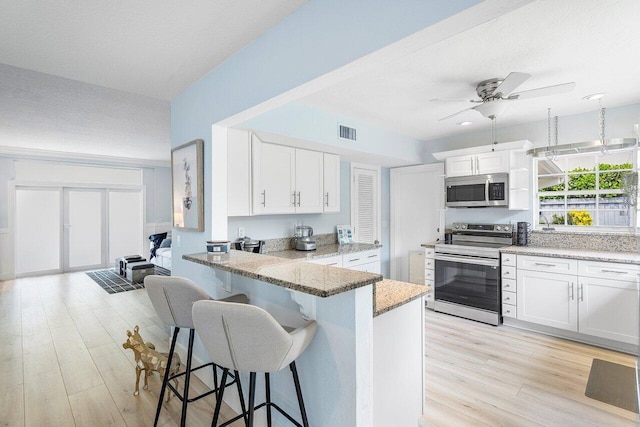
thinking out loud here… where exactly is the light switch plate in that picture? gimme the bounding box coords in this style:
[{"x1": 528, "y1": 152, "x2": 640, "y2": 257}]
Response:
[{"x1": 238, "y1": 227, "x2": 245, "y2": 238}]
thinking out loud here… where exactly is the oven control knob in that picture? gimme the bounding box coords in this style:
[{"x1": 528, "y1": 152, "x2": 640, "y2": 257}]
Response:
[
  {"x1": 461, "y1": 224, "x2": 466, "y2": 229},
  {"x1": 454, "y1": 224, "x2": 459, "y2": 229},
  {"x1": 496, "y1": 226, "x2": 502, "y2": 231},
  {"x1": 504, "y1": 226, "x2": 510, "y2": 232}
]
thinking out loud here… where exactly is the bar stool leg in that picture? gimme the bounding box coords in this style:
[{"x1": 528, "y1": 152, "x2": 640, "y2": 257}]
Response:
[
  {"x1": 247, "y1": 372, "x2": 257, "y2": 427},
  {"x1": 290, "y1": 362, "x2": 309, "y2": 427},
  {"x1": 213, "y1": 364, "x2": 219, "y2": 397},
  {"x1": 234, "y1": 370, "x2": 248, "y2": 426},
  {"x1": 212, "y1": 369, "x2": 228, "y2": 427},
  {"x1": 265, "y1": 373, "x2": 272, "y2": 427},
  {"x1": 180, "y1": 329, "x2": 195, "y2": 427},
  {"x1": 154, "y1": 327, "x2": 179, "y2": 427}
]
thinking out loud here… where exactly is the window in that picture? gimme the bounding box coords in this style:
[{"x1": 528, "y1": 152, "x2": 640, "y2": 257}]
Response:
[{"x1": 535, "y1": 150, "x2": 637, "y2": 229}]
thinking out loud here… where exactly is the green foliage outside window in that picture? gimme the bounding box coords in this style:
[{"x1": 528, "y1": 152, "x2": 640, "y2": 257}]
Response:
[{"x1": 540, "y1": 162, "x2": 632, "y2": 200}]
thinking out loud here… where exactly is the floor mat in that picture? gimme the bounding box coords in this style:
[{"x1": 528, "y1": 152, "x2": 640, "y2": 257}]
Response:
[
  {"x1": 86, "y1": 266, "x2": 170, "y2": 294},
  {"x1": 585, "y1": 358, "x2": 639, "y2": 413}
]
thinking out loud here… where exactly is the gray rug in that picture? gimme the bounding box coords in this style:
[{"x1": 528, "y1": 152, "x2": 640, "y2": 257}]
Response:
[
  {"x1": 86, "y1": 266, "x2": 170, "y2": 294},
  {"x1": 585, "y1": 358, "x2": 639, "y2": 413}
]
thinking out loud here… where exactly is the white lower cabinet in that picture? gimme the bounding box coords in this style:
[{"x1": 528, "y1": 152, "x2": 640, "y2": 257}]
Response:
[
  {"x1": 511, "y1": 254, "x2": 640, "y2": 346},
  {"x1": 308, "y1": 255, "x2": 342, "y2": 268},
  {"x1": 516, "y1": 269, "x2": 578, "y2": 331},
  {"x1": 307, "y1": 249, "x2": 381, "y2": 274}
]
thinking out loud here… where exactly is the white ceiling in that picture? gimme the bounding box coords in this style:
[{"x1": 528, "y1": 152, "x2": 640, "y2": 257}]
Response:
[
  {"x1": 0, "y1": 0, "x2": 306, "y2": 100},
  {"x1": 300, "y1": 0, "x2": 640, "y2": 142}
]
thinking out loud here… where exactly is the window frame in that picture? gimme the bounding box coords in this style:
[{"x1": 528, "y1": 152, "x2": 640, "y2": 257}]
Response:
[{"x1": 534, "y1": 148, "x2": 638, "y2": 232}]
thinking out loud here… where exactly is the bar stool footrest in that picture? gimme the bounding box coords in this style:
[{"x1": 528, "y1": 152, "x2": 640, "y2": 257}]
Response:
[
  {"x1": 219, "y1": 401, "x2": 303, "y2": 427},
  {"x1": 167, "y1": 367, "x2": 237, "y2": 404}
]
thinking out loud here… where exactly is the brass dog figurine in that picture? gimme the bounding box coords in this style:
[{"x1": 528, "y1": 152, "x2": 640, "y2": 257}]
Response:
[{"x1": 122, "y1": 325, "x2": 181, "y2": 397}]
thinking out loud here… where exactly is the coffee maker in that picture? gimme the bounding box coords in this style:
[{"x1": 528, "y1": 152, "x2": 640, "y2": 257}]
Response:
[{"x1": 294, "y1": 225, "x2": 316, "y2": 251}]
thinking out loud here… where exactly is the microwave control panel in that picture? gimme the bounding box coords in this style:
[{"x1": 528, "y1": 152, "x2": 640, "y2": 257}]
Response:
[{"x1": 488, "y1": 182, "x2": 505, "y2": 201}]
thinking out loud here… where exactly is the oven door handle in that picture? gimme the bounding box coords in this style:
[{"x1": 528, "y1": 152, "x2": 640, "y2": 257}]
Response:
[
  {"x1": 435, "y1": 253, "x2": 499, "y2": 267},
  {"x1": 485, "y1": 179, "x2": 490, "y2": 205}
]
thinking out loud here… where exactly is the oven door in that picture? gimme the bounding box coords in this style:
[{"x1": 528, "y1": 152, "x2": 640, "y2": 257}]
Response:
[{"x1": 434, "y1": 253, "x2": 500, "y2": 312}]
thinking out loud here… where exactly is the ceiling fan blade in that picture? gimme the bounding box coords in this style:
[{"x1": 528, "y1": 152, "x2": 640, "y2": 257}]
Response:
[
  {"x1": 495, "y1": 72, "x2": 531, "y2": 97},
  {"x1": 511, "y1": 82, "x2": 576, "y2": 100},
  {"x1": 429, "y1": 98, "x2": 481, "y2": 103},
  {"x1": 438, "y1": 106, "x2": 477, "y2": 121}
]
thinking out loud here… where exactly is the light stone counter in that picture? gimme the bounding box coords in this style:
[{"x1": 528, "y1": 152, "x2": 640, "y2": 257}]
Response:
[
  {"x1": 500, "y1": 246, "x2": 640, "y2": 265},
  {"x1": 373, "y1": 279, "x2": 429, "y2": 317},
  {"x1": 183, "y1": 250, "x2": 382, "y2": 297},
  {"x1": 266, "y1": 242, "x2": 381, "y2": 260}
]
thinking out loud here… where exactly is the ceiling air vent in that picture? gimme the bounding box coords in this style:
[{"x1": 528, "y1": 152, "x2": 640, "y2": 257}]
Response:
[{"x1": 338, "y1": 124, "x2": 357, "y2": 142}]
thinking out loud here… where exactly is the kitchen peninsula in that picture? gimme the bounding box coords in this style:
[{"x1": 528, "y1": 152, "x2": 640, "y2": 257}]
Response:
[{"x1": 183, "y1": 248, "x2": 427, "y2": 427}]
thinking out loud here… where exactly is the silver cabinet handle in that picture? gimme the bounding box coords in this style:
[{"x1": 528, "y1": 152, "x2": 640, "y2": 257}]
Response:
[
  {"x1": 261, "y1": 190, "x2": 266, "y2": 206},
  {"x1": 504, "y1": 271, "x2": 510, "y2": 275},
  {"x1": 579, "y1": 283, "x2": 584, "y2": 302},
  {"x1": 367, "y1": 254, "x2": 377, "y2": 258},
  {"x1": 534, "y1": 262, "x2": 556, "y2": 267},
  {"x1": 327, "y1": 262, "x2": 338, "y2": 266},
  {"x1": 297, "y1": 191, "x2": 301, "y2": 207},
  {"x1": 504, "y1": 283, "x2": 510, "y2": 288},
  {"x1": 292, "y1": 191, "x2": 296, "y2": 206},
  {"x1": 504, "y1": 296, "x2": 511, "y2": 301},
  {"x1": 348, "y1": 258, "x2": 360, "y2": 262},
  {"x1": 570, "y1": 282, "x2": 574, "y2": 300},
  {"x1": 503, "y1": 258, "x2": 511, "y2": 263},
  {"x1": 600, "y1": 269, "x2": 628, "y2": 274},
  {"x1": 325, "y1": 192, "x2": 329, "y2": 207}
]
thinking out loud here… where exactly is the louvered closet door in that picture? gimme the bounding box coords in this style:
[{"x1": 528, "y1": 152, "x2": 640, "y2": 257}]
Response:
[{"x1": 352, "y1": 167, "x2": 379, "y2": 244}]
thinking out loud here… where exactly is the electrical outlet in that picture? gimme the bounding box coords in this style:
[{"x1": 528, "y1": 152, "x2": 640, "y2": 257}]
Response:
[{"x1": 238, "y1": 227, "x2": 245, "y2": 238}]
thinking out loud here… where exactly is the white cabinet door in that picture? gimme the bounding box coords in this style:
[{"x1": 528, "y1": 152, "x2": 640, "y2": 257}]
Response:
[
  {"x1": 227, "y1": 129, "x2": 251, "y2": 216},
  {"x1": 445, "y1": 155, "x2": 475, "y2": 177},
  {"x1": 252, "y1": 140, "x2": 296, "y2": 215},
  {"x1": 307, "y1": 255, "x2": 342, "y2": 267},
  {"x1": 295, "y1": 149, "x2": 324, "y2": 213},
  {"x1": 476, "y1": 150, "x2": 509, "y2": 175},
  {"x1": 323, "y1": 153, "x2": 340, "y2": 212},
  {"x1": 516, "y1": 269, "x2": 578, "y2": 331},
  {"x1": 578, "y1": 276, "x2": 639, "y2": 344},
  {"x1": 351, "y1": 261, "x2": 381, "y2": 274}
]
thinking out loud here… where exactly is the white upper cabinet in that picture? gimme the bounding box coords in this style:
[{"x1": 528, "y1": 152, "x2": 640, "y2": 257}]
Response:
[
  {"x1": 227, "y1": 129, "x2": 252, "y2": 217},
  {"x1": 295, "y1": 149, "x2": 324, "y2": 213},
  {"x1": 252, "y1": 138, "x2": 296, "y2": 215},
  {"x1": 323, "y1": 153, "x2": 340, "y2": 212},
  {"x1": 445, "y1": 150, "x2": 509, "y2": 177},
  {"x1": 249, "y1": 134, "x2": 337, "y2": 215}
]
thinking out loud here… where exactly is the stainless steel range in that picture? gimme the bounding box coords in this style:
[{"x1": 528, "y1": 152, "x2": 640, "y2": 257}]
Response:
[{"x1": 434, "y1": 222, "x2": 513, "y2": 326}]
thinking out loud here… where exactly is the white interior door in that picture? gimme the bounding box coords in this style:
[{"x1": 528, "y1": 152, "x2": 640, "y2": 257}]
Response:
[
  {"x1": 351, "y1": 164, "x2": 380, "y2": 244},
  {"x1": 390, "y1": 164, "x2": 443, "y2": 282},
  {"x1": 108, "y1": 190, "x2": 144, "y2": 263},
  {"x1": 64, "y1": 188, "x2": 105, "y2": 271},
  {"x1": 15, "y1": 187, "x2": 62, "y2": 276}
]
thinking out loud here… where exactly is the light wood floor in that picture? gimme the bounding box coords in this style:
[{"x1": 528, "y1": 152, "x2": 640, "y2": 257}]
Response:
[
  {"x1": 0, "y1": 272, "x2": 242, "y2": 427},
  {"x1": 1, "y1": 273, "x2": 638, "y2": 426},
  {"x1": 422, "y1": 309, "x2": 639, "y2": 426}
]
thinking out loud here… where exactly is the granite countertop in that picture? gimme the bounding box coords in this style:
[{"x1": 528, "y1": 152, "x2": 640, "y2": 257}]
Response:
[
  {"x1": 500, "y1": 246, "x2": 640, "y2": 265},
  {"x1": 373, "y1": 279, "x2": 430, "y2": 317},
  {"x1": 266, "y1": 243, "x2": 381, "y2": 261},
  {"x1": 183, "y1": 250, "x2": 383, "y2": 297}
]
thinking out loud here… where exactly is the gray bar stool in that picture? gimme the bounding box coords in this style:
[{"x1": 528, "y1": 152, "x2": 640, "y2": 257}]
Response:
[
  {"x1": 145, "y1": 275, "x2": 248, "y2": 427},
  {"x1": 193, "y1": 300, "x2": 317, "y2": 427}
]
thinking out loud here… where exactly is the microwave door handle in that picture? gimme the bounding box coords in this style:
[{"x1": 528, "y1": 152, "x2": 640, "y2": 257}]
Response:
[{"x1": 485, "y1": 179, "x2": 490, "y2": 205}]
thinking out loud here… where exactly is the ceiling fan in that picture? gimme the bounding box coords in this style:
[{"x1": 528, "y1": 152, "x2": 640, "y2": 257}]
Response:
[{"x1": 431, "y1": 72, "x2": 576, "y2": 121}]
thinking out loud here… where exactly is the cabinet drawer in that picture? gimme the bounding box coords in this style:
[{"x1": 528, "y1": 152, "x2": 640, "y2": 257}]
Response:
[
  {"x1": 502, "y1": 266, "x2": 516, "y2": 279},
  {"x1": 308, "y1": 255, "x2": 342, "y2": 267},
  {"x1": 425, "y1": 258, "x2": 435, "y2": 270},
  {"x1": 343, "y1": 249, "x2": 381, "y2": 268},
  {"x1": 424, "y1": 269, "x2": 434, "y2": 281},
  {"x1": 502, "y1": 304, "x2": 517, "y2": 318},
  {"x1": 517, "y1": 255, "x2": 577, "y2": 275},
  {"x1": 501, "y1": 253, "x2": 516, "y2": 267},
  {"x1": 425, "y1": 278, "x2": 434, "y2": 288},
  {"x1": 502, "y1": 278, "x2": 516, "y2": 292},
  {"x1": 424, "y1": 248, "x2": 435, "y2": 259},
  {"x1": 578, "y1": 260, "x2": 640, "y2": 283},
  {"x1": 502, "y1": 291, "x2": 516, "y2": 305}
]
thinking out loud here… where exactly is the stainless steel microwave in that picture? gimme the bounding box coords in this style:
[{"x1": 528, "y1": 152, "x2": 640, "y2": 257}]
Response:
[{"x1": 445, "y1": 173, "x2": 509, "y2": 208}]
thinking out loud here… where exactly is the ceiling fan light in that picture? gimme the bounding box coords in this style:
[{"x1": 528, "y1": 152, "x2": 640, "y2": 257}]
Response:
[{"x1": 457, "y1": 121, "x2": 473, "y2": 126}]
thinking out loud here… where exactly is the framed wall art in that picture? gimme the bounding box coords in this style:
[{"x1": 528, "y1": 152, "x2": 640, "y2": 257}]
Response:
[{"x1": 171, "y1": 139, "x2": 204, "y2": 231}]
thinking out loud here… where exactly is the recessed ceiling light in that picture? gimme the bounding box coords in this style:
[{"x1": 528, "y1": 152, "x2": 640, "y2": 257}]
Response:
[
  {"x1": 457, "y1": 121, "x2": 473, "y2": 126},
  {"x1": 582, "y1": 93, "x2": 606, "y2": 101}
]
